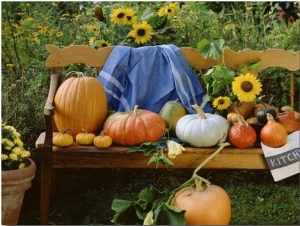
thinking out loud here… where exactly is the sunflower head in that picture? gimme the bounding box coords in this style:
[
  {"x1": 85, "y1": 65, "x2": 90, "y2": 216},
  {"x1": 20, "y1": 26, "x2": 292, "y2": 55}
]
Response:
[
  {"x1": 212, "y1": 96, "x2": 231, "y2": 110},
  {"x1": 232, "y1": 73, "x2": 262, "y2": 102},
  {"x1": 158, "y1": 2, "x2": 179, "y2": 17},
  {"x1": 110, "y1": 8, "x2": 127, "y2": 25},
  {"x1": 97, "y1": 39, "x2": 110, "y2": 48},
  {"x1": 129, "y1": 21, "x2": 153, "y2": 44}
]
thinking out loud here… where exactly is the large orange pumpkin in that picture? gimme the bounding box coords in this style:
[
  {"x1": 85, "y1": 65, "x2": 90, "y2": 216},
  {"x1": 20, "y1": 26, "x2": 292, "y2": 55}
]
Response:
[
  {"x1": 171, "y1": 184, "x2": 231, "y2": 225},
  {"x1": 103, "y1": 105, "x2": 166, "y2": 146},
  {"x1": 54, "y1": 72, "x2": 107, "y2": 138}
]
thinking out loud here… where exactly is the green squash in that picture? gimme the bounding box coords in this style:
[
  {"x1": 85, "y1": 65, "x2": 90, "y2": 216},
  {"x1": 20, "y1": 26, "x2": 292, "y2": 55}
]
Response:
[
  {"x1": 159, "y1": 99, "x2": 187, "y2": 137},
  {"x1": 255, "y1": 103, "x2": 278, "y2": 124}
]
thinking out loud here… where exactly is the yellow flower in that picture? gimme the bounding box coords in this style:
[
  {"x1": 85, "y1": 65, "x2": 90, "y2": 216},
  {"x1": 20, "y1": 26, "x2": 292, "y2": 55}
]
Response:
[
  {"x1": 2, "y1": 154, "x2": 8, "y2": 160},
  {"x1": 14, "y1": 138, "x2": 23, "y2": 147},
  {"x1": 143, "y1": 210, "x2": 154, "y2": 225},
  {"x1": 89, "y1": 37, "x2": 96, "y2": 46},
  {"x1": 88, "y1": 25, "x2": 98, "y2": 34},
  {"x1": 130, "y1": 21, "x2": 153, "y2": 44},
  {"x1": 232, "y1": 73, "x2": 262, "y2": 102},
  {"x1": 6, "y1": 64, "x2": 14, "y2": 68},
  {"x1": 158, "y1": 2, "x2": 179, "y2": 17},
  {"x1": 110, "y1": 8, "x2": 127, "y2": 25},
  {"x1": 21, "y1": 150, "x2": 31, "y2": 158},
  {"x1": 9, "y1": 153, "x2": 18, "y2": 161},
  {"x1": 56, "y1": 31, "x2": 63, "y2": 37},
  {"x1": 212, "y1": 96, "x2": 231, "y2": 110},
  {"x1": 97, "y1": 39, "x2": 110, "y2": 48},
  {"x1": 123, "y1": 8, "x2": 137, "y2": 25},
  {"x1": 19, "y1": 163, "x2": 25, "y2": 169},
  {"x1": 167, "y1": 140, "x2": 185, "y2": 159},
  {"x1": 12, "y1": 147, "x2": 22, "y2": 155}
]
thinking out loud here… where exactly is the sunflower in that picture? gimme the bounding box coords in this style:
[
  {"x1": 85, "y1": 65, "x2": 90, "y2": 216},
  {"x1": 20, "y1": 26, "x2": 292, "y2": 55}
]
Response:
[
  {"x1": 232, "y1": 73, "x2": 262, "y2": 102},
  {"x1": 88, "y1": 24, "x2": 98, "y2": 34},
  {"x1": 130, "y1": 21, "x2": 153, "y2": 44},
  {"x1": 212, "y1": 96, "x2": 231, "y2": 110},
  {"x1": 158, "y1": 2, "x2": 179, "y2": 17},
  {"x1": 123, "y1": 8, "x2": 137, "y2": 25},
  {"x1": 97, "y1": 39, "x2": 110, "y2": 48},
  {"x1": 110, "y1": 8, "x2": 127, "y2": 25}
]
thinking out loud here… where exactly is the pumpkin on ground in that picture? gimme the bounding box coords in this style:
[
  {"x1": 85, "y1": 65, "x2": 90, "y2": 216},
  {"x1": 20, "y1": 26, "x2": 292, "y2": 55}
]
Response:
[
  {"x1": 52, "y1": 128, "x2": 73, "y2": 147},
  {"x1": 159, "y1": 99, "x2": 187, "y2": 137},
  {"x1": 54, "y1": 71, "x2": 107, "y2": 138},
  {"x1": 171, "y1": 184, "x2": 231, "y2": 225},
  {"x1": 278, "y1": 106, "x2": 300, "y2": 134},
  {"x1": 260, "y1": 113, "x2": 287, "y2": 147},
  {"x1": 93, "y1": 131, "x2": 112, "y2": 148},
  {"x1": 228, "y1": 115, "x2": 256, "y2": 148},
  {"x1": 176, "y1": 104, "x2": 229, "y2": 147},
  {"x1": 103, "y1": 105, "x2": 166, "y2": 146},
  {"x1": 76, "y1": 129, "x2": 96, "y2": 145}
]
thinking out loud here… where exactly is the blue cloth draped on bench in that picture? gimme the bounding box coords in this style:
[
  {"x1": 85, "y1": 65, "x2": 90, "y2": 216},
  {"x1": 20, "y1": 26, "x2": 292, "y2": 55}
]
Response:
[{"x1": 97, "y1": 44, "x2": 211, "y2": 114}]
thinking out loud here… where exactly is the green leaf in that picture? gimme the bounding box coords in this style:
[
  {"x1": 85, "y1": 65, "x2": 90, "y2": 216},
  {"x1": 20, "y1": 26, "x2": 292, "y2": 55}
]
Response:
[
  {"x1": 128, "y1": 142, "x2": 159, "y2": 156},
  {"x1": 154, "y1": 203, "x2": 186, "y2": 225},
  {"x1": 141, "y1": 7, "x2": 154, "y2": 20},
  {"x1": 111, "y1": 199, "x2": 141, "y2": 224},
  {"x1": 138, "y1": 186, "x2": 167, "y2": 203},
  {"x1": 197, "y1": 39, "x2": 225, "y2": 60}
]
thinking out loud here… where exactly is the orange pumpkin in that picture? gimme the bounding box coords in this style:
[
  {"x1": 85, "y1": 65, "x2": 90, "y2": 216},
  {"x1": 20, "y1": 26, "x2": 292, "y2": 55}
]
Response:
[
  {"x1": 93, "y1": 131, "x2": 112, "y2": 148},
  {"x1": 103, "y1": 105, "x2": 166, "y2": 146},
  {"x1": 171, "y1": 184, "x2": 231, "y2": 225},
  {"x1": 227, "y1": 101, "x2": 256, "y2": 119},
  {"x1": 229, "y1": 115, "x2": 256, "y2": 148},
  {"x1": 260, "y1": 113, "x2": 288, "y2": 147},
  {"x1": 54, "y1": 71, "x2": 107, "y2": 138},
  {"x1": 278, "y1": 106, "x2": 300, "y2": 134}
]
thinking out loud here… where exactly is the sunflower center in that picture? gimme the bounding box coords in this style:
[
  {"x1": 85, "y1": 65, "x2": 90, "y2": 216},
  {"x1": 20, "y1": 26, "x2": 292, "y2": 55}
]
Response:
[
  {"x1": 241, "y1": 81, "x2": 253, "y2": 92},
  {"x1": 101, "y1": 43, "x2": 108, "y2": 47},
  {"x1": 218, "y1": 99, "x2": 225, "y2": 105},
  {"x1": 126, "y1": 16, "x2": 132, "y2": 21},
  {"x1": 117, "y1": 13, "x2": 125, "y2": 18},
  {"x1": 137, "y1": 29, "x2": 146, "y2": 36}
]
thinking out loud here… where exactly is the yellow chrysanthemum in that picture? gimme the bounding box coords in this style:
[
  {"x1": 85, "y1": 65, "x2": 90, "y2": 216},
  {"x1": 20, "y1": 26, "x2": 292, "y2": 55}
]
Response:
[
  {"x1": 2, "y1": 154, "x2": 8, "y2": 160},
  {"x1": 130, "y1": 21, "x2": 153, "y2": 44},
  {"x1": 212, "y1": 96, "x2": 231, "y2": 110},
  {"x1": 9, "y1": 153, "x2": 18, "y2": 161},
  {"x1": 110, "y1": 8, "x2": 127, "y2": 25},
  {"x1": 21, "y1": 150, "x2": 31, "y2": 158},
  {"x1": 97, "y1": 39, "x2": 110, "y2": 48},
  {"x1": 12, "y1": 147, "x2": 22, "y2": 155},
  {"x1": 19, "y1": 163, "x2": 25, "y2": 169},
  {"x1": 123, "y1": 8, "x2": 137, "y2": 25},
  {"x1": 232, "y1": 73, "x2": 262, "y2": 102}
]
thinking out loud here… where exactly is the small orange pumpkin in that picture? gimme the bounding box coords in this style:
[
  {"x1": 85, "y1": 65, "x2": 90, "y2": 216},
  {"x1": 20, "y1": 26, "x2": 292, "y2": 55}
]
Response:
[
  {"x1": 93, "y1": 131, "x2": 112, "y2": 148},
  {"x1": 52, "y1": 128, "x2": 73, "y2": 147},
  {"x1": 103, "y1": 105, "x2": 166, "y2": 146},
  {"x1": 278, "y1": 106, "x2": 300, "y2": 134},
  {"x1": 75, "y1": 129, "x2": 96, "y2": 145},
  {"x1": 260, "y1": 113, "x2": 288, "y2": 147}
]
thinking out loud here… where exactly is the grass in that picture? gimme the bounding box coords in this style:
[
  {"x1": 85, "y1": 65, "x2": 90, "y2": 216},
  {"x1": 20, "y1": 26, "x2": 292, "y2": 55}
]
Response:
[{"x1": 18, "y1": 166, "x2": 299, "y2": 225}]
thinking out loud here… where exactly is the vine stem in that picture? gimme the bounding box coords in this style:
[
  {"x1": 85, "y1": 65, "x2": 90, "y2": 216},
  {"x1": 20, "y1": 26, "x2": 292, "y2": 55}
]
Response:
[{"x1": 166, "y1": 142, "x2": 231, "y2": 204}]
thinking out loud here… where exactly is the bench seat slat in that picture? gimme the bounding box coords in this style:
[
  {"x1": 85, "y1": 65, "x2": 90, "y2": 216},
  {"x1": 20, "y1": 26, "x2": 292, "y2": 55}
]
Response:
[{"x1": 36, "y1": 132, "x2": 268, "y2": 169}]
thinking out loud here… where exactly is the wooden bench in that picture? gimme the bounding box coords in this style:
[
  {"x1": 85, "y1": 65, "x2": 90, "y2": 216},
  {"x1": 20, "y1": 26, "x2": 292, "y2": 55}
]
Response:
[{"x1": 35, "y1": 45, "x2": 299, "y2": 224}]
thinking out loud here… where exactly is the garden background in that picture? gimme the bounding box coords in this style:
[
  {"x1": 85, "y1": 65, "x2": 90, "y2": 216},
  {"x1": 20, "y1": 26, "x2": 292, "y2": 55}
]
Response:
[{"x1": 1, "y1": 1, "x2": 300, "y2": 225}]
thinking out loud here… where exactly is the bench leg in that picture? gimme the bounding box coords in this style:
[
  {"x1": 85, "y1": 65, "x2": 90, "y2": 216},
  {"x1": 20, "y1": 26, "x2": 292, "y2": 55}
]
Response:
[{"x1": 40, "y1": 153, "x2": 56, "y2": 225}]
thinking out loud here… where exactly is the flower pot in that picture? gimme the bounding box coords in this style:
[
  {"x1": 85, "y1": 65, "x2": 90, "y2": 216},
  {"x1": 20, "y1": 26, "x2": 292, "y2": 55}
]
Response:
[{"x1": 1, "y1": 158, "x2": 36, "y2": 225}]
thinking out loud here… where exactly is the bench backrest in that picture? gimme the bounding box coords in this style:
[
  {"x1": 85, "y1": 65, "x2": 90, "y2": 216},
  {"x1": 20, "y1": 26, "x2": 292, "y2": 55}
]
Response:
[{"x1": 45, "y1": 45, "x2": 299, "y2": 112}]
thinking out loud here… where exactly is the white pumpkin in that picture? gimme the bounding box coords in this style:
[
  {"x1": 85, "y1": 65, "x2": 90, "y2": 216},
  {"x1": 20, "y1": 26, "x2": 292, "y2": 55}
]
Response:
[{"x1": 176, "y1": 104, "x2": 229, "y2": 147}]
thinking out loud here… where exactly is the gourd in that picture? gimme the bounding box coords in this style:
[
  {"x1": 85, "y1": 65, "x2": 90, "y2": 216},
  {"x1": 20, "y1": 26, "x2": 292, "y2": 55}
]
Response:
[
  {"x1": 254, "y1": 102, "x2": 278, "y2": 124},
  {"x1": 228, "y1": 114, "x2": 256, "y2": 148},
  {"x1": 227, "y1": 112, "x2": 239, "y2": 123},
  {"x1": 227, "y1": 101, "x2": 256, "y2": 119},
  {"x1": 159, "y1": 99, "x2": 187, "y2": 136},
  {"x1": 260, "y1": 113, "x2": 288, "y2": 147},
  {"x1": 75, "y1": 129, "x2": 96, "y2": 145},
  {"x1": 103, "y1": 105, "x2": 166, "y2": 146},
  {"x1": 54, "y1": 71, "x2": 107, "y2": 138},
  {"x1": 171, "y1": 184, "x2": 231, "y2": 225},
  {"x1": 278, "y1": 106, "x2": 300, "y2": 134},
  {"x1": 246, "y1": 117, "x2": 258, "y2": 124},
  {"x1": 52, "y1": 128, "x2": 73, "y2": 147},
  {"x1": 93, "y1": 131, "x2": 112, "y2": 148},
  {"x1": 176, "y1": 104, "x2": 229, "y2": 147}
]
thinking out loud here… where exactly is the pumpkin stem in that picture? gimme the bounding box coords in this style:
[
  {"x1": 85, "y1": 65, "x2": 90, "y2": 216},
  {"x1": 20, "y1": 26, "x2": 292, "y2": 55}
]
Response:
[
  {"x1": 166, "y1": 142, "x2": 230, "y2": 204},
  {"x1": 81, "y1": 128, "x2": 88, "y2": 134},
  {"x1": 235, "y1": 109, "x2": 248, "y2": 126},
  {"x1": 195, "y1": 176, "x2": 211, "y2": 192},
  {"x1": 65, "y1": 71, "x2": 85, "y2": 78},
  {"x1": 281, "y1": 106, "x2": 293, "y2": 113},
  {"x1": 266, "y1": 113, "x2": 274, "y2": 121},
  {"x1": 133, "y1": 105, "x2": 139, "y2": 116},
  {"x1": 191, "y1": 104, "x2": 206, "y2": 119},
  {"x1": 62, "y1": 128, "x2": 71, "y2": 134}
]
